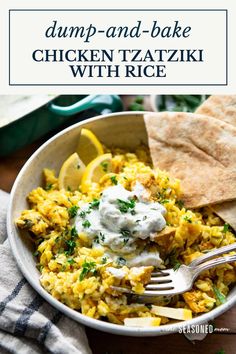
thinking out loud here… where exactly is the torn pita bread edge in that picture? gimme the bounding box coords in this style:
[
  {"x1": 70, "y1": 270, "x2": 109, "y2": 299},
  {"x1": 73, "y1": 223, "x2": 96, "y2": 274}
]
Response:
[
  {"x1": 210, "y1": 201, "x2": 236, "y2": 231},
  {"x1": 144, "y1": 112, "x2": 236, "y2": 208}
]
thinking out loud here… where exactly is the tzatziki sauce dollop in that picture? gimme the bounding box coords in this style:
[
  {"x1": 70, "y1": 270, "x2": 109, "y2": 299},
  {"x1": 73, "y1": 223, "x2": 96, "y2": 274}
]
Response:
[{"x1": 75, "y1": 183, "x2": 166, "y2": 266}]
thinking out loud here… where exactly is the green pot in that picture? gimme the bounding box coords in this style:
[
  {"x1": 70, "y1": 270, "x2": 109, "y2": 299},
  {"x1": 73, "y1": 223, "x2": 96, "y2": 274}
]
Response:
[{"x1": 0, "y1": 94, "x2": 123, "y2": 157}]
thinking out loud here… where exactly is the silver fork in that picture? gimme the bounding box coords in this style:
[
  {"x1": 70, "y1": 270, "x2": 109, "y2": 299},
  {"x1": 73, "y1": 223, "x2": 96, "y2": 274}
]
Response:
[{"x1": 112, "y1": 243, "x2": 236, "y2": 297}]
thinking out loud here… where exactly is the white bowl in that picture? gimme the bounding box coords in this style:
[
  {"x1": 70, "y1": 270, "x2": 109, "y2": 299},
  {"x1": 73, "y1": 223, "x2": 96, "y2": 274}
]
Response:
[{"x1": 7, "y1": 111, "x2": 236, "y2": 336}]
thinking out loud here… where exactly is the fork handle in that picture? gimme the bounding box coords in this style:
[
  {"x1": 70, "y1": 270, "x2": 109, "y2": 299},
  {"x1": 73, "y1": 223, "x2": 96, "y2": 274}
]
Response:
[
  {"x1": 189, "y1": 243, "x2": 236, "y2": 267},
  {"x1": 191, "y1": 254, "x2": 236, "y2": 280}
]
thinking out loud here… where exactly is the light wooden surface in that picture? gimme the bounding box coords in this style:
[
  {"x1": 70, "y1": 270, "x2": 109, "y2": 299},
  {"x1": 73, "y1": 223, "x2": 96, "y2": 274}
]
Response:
[{"x1": 1, "y1": 99, "x2": 235, "y2": 354}]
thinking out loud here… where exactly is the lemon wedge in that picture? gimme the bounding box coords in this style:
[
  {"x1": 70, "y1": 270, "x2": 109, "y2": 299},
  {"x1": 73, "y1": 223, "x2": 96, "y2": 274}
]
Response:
[
  {"x1": 76, "y1": 128, "x2": 104, "y2": 165},
  {"x1": 58, "y1": 152, "x2": 86, "y2": 191},
  {"x1": 81, "y1": 153, "x2": 112, "y2": 193}
]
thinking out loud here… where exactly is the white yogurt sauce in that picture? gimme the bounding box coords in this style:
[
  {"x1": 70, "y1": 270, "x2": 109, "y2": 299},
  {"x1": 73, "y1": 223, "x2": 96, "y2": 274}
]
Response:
[
  {"x1": 75, "y1": 183, "x2": 166, "y2": 267},
  {"x1": 127, "y1": 250, "x2": 163, "y2": 267}
]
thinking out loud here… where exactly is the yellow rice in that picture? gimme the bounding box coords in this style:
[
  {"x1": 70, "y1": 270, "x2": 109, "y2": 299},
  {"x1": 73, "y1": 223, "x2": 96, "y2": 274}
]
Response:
[{"x1": 16, "y1": 147, "x2": 236, "y2": 324}]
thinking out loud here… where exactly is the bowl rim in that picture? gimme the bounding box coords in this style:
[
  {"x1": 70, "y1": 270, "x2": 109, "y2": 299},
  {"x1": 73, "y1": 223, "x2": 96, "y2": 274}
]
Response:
[{"x1": 7, "y1": 111, "x2": 236, "y2": 336}]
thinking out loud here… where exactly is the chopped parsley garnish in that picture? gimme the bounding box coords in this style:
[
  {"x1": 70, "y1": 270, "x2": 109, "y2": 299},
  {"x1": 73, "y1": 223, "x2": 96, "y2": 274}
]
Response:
[
  {"x1": 101, "y1": 256, "x2": 107, "y2": 264},
  {"x1": 183, "y1": 215, "x2": 192, "y2": 223},
  {"x1": 213, "y1": 285, "x2": 226, "y2": 304},
  {"x1": 67, "y1": 186, "x2": 72, "y2": 192},
  {"x1": 82, "y1": 220, "x2": 91, "y2": 228},
  {"x1": 160, "y1": 199, "x2": 170, "y2": 204},
  {"x1": 33, "y1": 250, "x2": 39, "y2": 257},
  {"x1": 70, "y1": 226, "x2": 78, "y2": 237},
  {"x1": 36, "y1": 238, "x2": 44, "y2": 246},
  {"x1": 79, "y1": 261, "x2": 97, "y2": 281},
  {"x1": 173, "y1": 262, "x2": 181, "y2": 271},
  {"x1": 116, "y1": 257, "x2": 126, "y2": 266},
  {"x1": 99, "y1": 232, "x2": 105, "y2": 242},
  {"x1": 79, "y1": 211, "x2": 87, "y2": 218},
  {"x1": 123, "y1": 238, "x2": 129, "y2": 245},
  {"x1": 65, "y1": 239, "x2": 76, "y2": 256},
  {"x1": 89, "y1": 199, "x2": 100, "y2": 209},
  {"x1": 157, "y1": 190, "x2": 167, "y2": 200},
  {"x1": 64, "y1": 227, "x2": 78, "y2": 256},
  {"x1": 120, "y1": 228, "x2": 131, "y2": 245},
  {"x1": 45, "y1": 183, "x2": 53, "y2": 191},
  {"x1": 101, "y1": 161, "x2": 109, "y2": 172},
  {"x1": 23, "y1": 219, "x2": 33, "y2": 228},
  {"x1": 94, "y1": 236, "x2": 100, "y2": 244},
  {"x1": 176, "y1": 200, "x2": 185, "y2": 209},
  {"x1": 77, "y1": 164, "x2": 80, "y2": 169},
  {"x1": 60, "y1": 264, "x2": 66, "y2": 272},
  {"x1": 94, "y1": 232, "x2": 105, "y2": 244},
  {"x1": 110, "y1": 175, "x2": 118, "y2": 185},
  {"x1": 166, "y1": 248, "x2": 182, "y2": 270},
  {"x1": 37, "y1": 264, "x2": 44, "y2": 272},
  {"x1": 117, "y1": 198, "x2": 135, "y2": 213},
  {"x1": 67, "y1": 258, "x2": 75, "y2": 265},
  {"x1": 222, "y1": 223, "x2": 230, "y2": 233},
  {"x1": 68, "y1": 205, "x2": 79, "y2": 218},
  {"x1": 120, "y1": 229, "x2": 131, "y2": 238}
]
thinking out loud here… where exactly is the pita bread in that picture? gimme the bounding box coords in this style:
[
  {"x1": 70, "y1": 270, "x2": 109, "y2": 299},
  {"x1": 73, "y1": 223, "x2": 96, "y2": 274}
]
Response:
[
  {"x1": 144, "y1": 112, "x2": 236, "y2": 208},
  {"x1": 196, "y1": 95, "x2": 236, "y2": 228},
  {"x1": 210, "y1": 201, "x2": 236, "y2": 230},
  {"x1": 196, "y1": 95, "x2": 236, "y2": 126}
]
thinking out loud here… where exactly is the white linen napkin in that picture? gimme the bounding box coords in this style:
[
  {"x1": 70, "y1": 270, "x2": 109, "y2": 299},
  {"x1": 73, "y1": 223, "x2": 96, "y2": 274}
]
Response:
[{"x1": 0, "y1": 190, "x2": 92, "y2": 354}]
